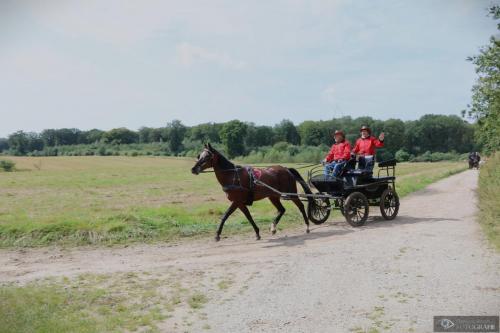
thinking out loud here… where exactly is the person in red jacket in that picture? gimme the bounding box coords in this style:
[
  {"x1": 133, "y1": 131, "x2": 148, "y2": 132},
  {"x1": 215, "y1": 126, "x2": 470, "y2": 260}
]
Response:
[
  {"x1": 352, "y1": 125, "x2": 385, "y2": 171},
  {"x1": 323, "y1": 130, "x2": 351, "y2": 178}
]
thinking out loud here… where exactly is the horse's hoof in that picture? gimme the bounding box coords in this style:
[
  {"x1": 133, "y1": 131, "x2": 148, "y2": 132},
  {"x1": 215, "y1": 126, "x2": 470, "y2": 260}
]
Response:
[
  {"x1": 271, "y1": 229, "x2": 277, "y2": 235},
  {"x1": 306, "y1": 229, "x2": 310, "y2": 234},
  {"x1": 256, "y1": 235, "x2": 261, "y2": 240},
  {"x1": 215, "y1": 235, "x2": 220, "y2": 242}
]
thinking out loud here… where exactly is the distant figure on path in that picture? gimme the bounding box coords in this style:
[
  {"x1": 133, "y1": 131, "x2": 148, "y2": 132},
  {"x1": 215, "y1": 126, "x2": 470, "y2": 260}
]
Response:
[{"x1": 468, "y1": 151, "x2": 481, "y2": 169}]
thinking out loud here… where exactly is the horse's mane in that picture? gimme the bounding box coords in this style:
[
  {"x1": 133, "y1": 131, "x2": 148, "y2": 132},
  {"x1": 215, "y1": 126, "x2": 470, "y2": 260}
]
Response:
[{"x1": 212, "y1": 148, "x2": 235, "y2": 170}]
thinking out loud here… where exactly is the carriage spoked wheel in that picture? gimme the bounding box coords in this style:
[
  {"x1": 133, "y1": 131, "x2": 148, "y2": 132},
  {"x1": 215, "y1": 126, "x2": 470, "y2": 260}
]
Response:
[
  {"x1": 344, "y1": 192, "x2": 369, "y2": 227},
  {"x1": 307, "y1": 197, "x2": 331, "y2": 224},
  {"x1": 380, "y1": 188, "x2": 400, "y2": 220}
]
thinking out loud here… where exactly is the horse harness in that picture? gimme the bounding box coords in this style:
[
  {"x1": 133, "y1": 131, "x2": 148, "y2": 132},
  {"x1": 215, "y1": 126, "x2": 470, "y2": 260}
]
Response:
[{"x1": 221, "y1": 166, "x2": 260, "y2": 205}]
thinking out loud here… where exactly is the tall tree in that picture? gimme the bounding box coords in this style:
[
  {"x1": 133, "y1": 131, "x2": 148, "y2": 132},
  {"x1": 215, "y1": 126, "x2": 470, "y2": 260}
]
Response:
[
  {"x1": 103, "y1": 128, "x2": 139, "y2": 144},
  {"x1": 53, "y1": 128, "x2": 81, "y2": 145},
  {"x1": 165, "y1": 120, "x2": 187, "y2": 155},
  {"x1": 382, "y1": 119, "x2": 406, "y2": 154},
  {"x1": 40, "y1": 129, "x2": 57, "y2": 146},
  {"x1": 82, "y1": 129, "x2": 105, "y2": 144},
  {"x1": 138, "y1": 127, "x2": 154, "y2": 143},
  {"x1": 0, "y1": 138, "x2": 8, "y2": 152},
  {"x1": 220, "y1": 120, "x2": 247, "y2": 157},
  {"x1": 7, "y1": 131, "x2": 30, "y2": 154},
  {"x1": 464, "y1": 6, "x2": 500, "y2": 153},
  {"x1": 274, "y1": 119, "x2": 301, "y2": 145},
  {"x1": 298, "y1": 121, "x2": 326, "y2": 146},
  {"x1": 245, "y1": 125, "x2": 274, "y2": 149},
  {"x1": 190, "y1": 123, "x2": 222, "y2": 143}
]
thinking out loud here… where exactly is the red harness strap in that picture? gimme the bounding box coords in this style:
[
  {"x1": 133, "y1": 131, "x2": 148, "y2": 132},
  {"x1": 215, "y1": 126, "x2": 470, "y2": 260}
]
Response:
[{"x1": 252, "y1": 168, "x2": 263, "y2": 179}]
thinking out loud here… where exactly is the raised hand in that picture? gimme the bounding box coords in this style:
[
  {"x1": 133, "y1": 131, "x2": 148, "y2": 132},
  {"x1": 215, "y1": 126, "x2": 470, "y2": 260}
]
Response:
[{"x1": 379, "y1": 132, "x2": 385, "y2": 141}]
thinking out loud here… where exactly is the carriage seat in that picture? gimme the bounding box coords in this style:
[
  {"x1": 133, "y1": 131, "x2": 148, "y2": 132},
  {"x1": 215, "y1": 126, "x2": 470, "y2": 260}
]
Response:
[
  {"x1": 378, "y1": 159, "x2": 397, "y2": 167},
  {"x1": 342, "y1": 169, "x2": 373, "y2": 178}
]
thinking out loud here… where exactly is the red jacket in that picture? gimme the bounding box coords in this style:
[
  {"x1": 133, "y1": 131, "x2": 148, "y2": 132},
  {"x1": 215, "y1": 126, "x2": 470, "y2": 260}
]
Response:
[
  {"x1": 325, "y1": 141, "x2": 351, "y2": 162},
  {"x1": 353, "y1": 136, "x2": 384, "y2": 156}
]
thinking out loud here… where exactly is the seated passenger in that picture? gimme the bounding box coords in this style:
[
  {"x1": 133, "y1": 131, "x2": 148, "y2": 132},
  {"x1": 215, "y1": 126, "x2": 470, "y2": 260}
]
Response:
[
  {"x1": 323, "y1": 130, "x2": 351, "y2": 178},
  {"x1": 352, "y1": 125, "x2": 385, "y2": 172}
]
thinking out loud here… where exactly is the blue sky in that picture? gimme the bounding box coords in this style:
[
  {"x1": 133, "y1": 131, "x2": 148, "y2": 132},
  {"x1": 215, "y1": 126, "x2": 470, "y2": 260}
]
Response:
[{"x1": 0, "y1": 0, "x2": 497, "y2": 136}]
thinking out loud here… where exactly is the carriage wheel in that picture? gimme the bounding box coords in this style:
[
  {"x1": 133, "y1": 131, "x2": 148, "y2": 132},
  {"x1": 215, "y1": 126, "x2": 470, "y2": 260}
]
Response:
[
  {"x1": 380, "y1": 188, "x2": 399, "y2": 220},
  {"x1": 308, "y1": 197, "x2": 331, "y2": 224},
  {"x1": 344, "y1": 192, "x2": 369, "y2": 227}
]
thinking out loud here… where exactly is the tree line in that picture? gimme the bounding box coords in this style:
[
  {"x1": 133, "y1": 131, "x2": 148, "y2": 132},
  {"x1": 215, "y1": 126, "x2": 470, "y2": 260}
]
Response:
[
  {"x1": 0, "y1": 114, "x2": 478, "y2": 161},
  {"x1": 463, "y1": 5, "x2": 499, "y2": 154}
]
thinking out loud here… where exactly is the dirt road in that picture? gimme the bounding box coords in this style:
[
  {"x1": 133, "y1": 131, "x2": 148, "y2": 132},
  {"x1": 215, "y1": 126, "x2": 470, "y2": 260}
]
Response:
[{"x1": 1, "y1": 170, "x2": 499, "y2": 332}]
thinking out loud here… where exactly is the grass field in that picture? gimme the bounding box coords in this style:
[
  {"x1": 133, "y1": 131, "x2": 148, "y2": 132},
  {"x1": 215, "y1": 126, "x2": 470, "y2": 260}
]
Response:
[
  {"x1": 0, "y1": 156, "x2": 470, "y2": 332},
  {"x1": 0, "y1": 156, "x2": 468, "y2": 247},
  {"x1": 0, "y1": 269, "x2": 220, "y2": 333},
  {"x1": 478, "y1": 152, "x2": 500, "y2": 251}
]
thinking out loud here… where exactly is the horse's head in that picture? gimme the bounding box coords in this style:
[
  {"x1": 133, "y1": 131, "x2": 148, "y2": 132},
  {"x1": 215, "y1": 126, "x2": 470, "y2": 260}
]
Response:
[{"x1": 191, "y1": 143, "x2": 217, "y2": 175}]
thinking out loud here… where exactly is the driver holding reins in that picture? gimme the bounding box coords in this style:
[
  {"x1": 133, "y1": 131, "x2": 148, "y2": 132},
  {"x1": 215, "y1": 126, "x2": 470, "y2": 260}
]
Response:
[
  {"x1": 323, "y1": 130, "x2": 351, "y2": 178},
  {"x1": 352, "y1": 125, "x2": 385, "y2": 171}
]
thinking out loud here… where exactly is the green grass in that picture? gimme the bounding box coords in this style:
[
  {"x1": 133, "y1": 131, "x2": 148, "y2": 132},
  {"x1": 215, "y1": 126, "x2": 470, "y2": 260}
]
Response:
[
  {"x1": 478, "y1": 152, "x2": 500, "y2": 251},
  {"x1": 187, "y1": 292, "x2": 208, "y2": 309},
  {"x1": 0, "y1": 156, "x2": 467, "y2": 247},
  {"x1": 393, "y1": 162, "x2": 468, "y2": 197},
  {"x1": 0, "y1": 268, "x2": 228, "y2": 333},
  {"x1": 0, "y1": 274, "x2": 169, "y2": 333}
]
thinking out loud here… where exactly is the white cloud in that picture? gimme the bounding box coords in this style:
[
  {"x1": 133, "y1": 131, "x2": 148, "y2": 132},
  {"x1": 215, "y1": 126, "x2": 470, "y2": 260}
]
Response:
[
  {"x1": 0, "y1": 45, "x2": 96, "y2": 83},
  {"x1": 24, "y1": 0, "x2": 254, "y2": 46},
  {"x1": 322, "y1": 84, "x2": 336, "y2": 104},
  {"x1": 175, "y1": 42, "x2": 246, "y2": 69}
]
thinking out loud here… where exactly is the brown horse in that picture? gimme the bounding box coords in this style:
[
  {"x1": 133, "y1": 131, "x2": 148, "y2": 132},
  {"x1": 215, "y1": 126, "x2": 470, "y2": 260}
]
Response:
[{"x1": 191, "y1": 143, "x2": 312, "y2": 241}]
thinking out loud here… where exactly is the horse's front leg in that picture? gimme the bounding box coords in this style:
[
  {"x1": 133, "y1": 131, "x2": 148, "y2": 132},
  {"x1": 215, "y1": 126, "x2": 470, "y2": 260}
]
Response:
[
  {"x1": 238, "y1": 204, "x2": 261, "y2": 240},
  {"x1": 215, "y1": 201, "x2": 238, "y2": 242},
  {"x1": 269, "y1": 197, "x2": 285, "y2": 235}
]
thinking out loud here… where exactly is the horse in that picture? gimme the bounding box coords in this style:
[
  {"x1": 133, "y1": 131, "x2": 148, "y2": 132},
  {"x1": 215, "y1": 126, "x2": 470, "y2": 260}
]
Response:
[
  {"x1": 191, "y1": 143, "x2": 312, "y2": 241},
  {"x1": 469, "y1": 152, "x2": 481, "y2": 170}
]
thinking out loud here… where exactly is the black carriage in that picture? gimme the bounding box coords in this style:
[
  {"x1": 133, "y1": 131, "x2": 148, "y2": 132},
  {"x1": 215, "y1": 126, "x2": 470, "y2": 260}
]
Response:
[{"x1": 305, "y1": 159, "x2": 400, "y2": 226}]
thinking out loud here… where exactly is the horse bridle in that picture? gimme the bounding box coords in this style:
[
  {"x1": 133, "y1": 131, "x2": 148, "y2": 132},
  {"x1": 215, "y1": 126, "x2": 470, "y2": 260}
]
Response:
[
  {"x1": 196, "y1": 148, "x2": 216, "y2": 169},
  {"x1": 196, "y1": 148, "x2": 242, "y2": 175}
]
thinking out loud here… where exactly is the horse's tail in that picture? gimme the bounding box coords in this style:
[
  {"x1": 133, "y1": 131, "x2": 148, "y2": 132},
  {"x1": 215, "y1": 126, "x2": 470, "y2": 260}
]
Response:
[{"x1": 287, "y1": 168, "x2": 312, "y2": 203}]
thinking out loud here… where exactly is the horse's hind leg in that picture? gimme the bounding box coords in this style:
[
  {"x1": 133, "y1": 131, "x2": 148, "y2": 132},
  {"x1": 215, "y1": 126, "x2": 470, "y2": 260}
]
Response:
[
  {"x1": 269, "y1": 197, "x2": 285, "y2": 235},
  {"x1": 215, "y1": 202, "x2": 238, "y2": 241},
  {"x1": 291, "y1": 198, "x2": 310, "y2": 233},
  {"x1": 238, "y1": 205, "x2": 261, "y2": 240}
]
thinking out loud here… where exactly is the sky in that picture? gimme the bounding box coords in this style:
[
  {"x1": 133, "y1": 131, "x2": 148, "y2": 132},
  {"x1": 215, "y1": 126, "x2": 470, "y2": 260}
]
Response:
[{"x1": 0, "y1": 0, "x2": 498, "y2": 137}]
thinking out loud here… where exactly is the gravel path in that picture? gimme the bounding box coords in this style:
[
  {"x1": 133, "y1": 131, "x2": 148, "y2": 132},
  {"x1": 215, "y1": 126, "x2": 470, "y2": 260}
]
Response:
[{"x1": 0, "y1": 170, "x2": 498, "y2": 332}]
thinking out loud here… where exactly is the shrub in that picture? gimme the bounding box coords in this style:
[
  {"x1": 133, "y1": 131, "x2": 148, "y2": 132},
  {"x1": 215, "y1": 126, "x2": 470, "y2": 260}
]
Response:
[
  {"x1": 97, "y1": 146, "x2": 107, "y2": 156},
  {"x1": 240, "y1": 144, "x2": 327, "y2": 163},
  {"x1": 395, "y1": 149, "x2": 410, "y2": 162},
  {"x1": 272, "y1": 141, "x2": 290, "y2": 152},
  {"x1": 0, "y1": 159, "x2": 15, "y2": 171},
  {"x1": 410, "y1": 150, "x2": 463, "y2": 162},
  {"x1": 411, "y1": 151, "x2": 432, "y2": 162}
]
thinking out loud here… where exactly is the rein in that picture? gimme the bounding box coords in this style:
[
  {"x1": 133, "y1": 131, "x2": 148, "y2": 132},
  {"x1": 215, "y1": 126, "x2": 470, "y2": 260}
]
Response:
[
  {"x1": 199, "y1": 167, "x2": 241, "y2": 173},
  {"x1": 198, "y1": 163, "x2": 319, "y2": 173}
]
